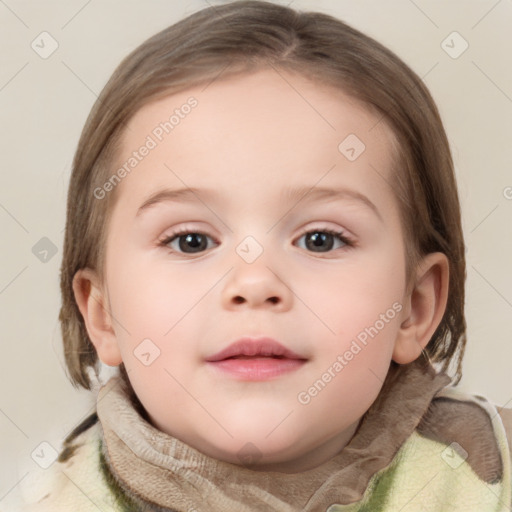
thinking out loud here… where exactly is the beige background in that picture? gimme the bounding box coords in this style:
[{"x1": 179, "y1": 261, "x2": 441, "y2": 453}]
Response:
[{"x1": 1, "y1": 0, "x2": 511, "y2": 504}]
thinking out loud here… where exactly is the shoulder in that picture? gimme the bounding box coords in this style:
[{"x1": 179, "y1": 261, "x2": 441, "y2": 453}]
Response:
[
  {"x1": 18, "y1": 413, "x2": 119, "y2": 512},
  {"x1": 417, "y1": 386, "x2": 512, "y2": 485}
]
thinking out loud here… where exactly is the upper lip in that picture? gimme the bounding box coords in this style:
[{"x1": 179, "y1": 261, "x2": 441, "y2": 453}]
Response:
[{"x1": 205, "y1": 337, "x2": 307, "y2": 362}]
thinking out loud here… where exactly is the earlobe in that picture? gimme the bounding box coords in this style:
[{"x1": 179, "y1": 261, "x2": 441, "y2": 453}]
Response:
[
  {"x1": 392, "y1": 252, "x2": 449, "y2": 365},
  {"x1": 72, "y1": 268, "x2": 123, "y2": 366}
]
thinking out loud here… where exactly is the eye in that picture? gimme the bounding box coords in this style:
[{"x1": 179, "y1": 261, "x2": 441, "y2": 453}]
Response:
[
  {"x1": 158, "y1": 227, "x2": 354, "y2": 256},
  {"x1": 295, "y1": 228, "x2": 353, "y2": 253},
  {"x1": 159, "y1": 230, "x2": 218, "y2": 254}
]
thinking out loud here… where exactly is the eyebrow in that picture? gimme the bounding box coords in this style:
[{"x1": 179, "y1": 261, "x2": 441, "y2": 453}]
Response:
[
  {"x1": 136, "y1": 185, "x2": 382, "y2": 221},
  {"x1": 282, "y1": 186, "x2": 382, "y2": 222},
  {"x1": 136, "y1": 187, "x2": 218, "y2": 216}
]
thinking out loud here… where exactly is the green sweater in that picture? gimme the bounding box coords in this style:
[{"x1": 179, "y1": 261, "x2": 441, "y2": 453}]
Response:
[{"x1": 17, "y1": 360, "x2": 512, "y2": 511}]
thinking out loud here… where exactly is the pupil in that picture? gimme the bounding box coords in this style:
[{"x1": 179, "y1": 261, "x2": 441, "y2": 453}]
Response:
[
  {"x1": 308, "y1": 232, "x2": 333, "y2": 252},
  {"x1": 176, "y1": 231, "x2": 336, "y2": 254},
  {"x1": 180, "y1": 233, "x2": 206, "y2": 252}
]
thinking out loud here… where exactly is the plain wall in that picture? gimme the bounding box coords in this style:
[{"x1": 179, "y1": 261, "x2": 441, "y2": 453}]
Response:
[{"x1": 1, "y1": 0, "x2": 511, "y2": 504}]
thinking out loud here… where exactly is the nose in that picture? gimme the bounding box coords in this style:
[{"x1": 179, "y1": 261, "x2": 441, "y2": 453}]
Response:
[{"x1": 221, "y1": 258, "x2": 293, "y2": 312}]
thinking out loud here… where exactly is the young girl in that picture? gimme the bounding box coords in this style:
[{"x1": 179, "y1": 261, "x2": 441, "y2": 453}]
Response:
[{"x1": 19, "y1": 1, "x2": 512, "y2": 510}]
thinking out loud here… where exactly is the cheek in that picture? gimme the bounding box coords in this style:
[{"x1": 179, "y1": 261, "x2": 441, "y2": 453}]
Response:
[
  {"x1": 106, "y1": 256, "x2": 212, "y2": 379},
  {"x1": 108, "y1": 254, "x2": 209, "y2": 331},
  {"x1": 308, "y1": 251, "x2": 405, "y2": 331},
  {"x1": 301, "y1": 247, "x2": 404, "y2": 390}
]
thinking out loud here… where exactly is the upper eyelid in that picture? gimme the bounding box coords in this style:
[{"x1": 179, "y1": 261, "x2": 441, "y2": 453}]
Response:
[
  {"x1": 160, "y1": 224, "x2": 350, "y2": 237},
  {"x1": 159, "y1": 225, "x2": 354, "y2": 245}
]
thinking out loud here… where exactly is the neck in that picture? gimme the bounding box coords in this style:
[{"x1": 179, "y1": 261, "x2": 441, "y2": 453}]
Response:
[{"x1": 242, "y1": 416, "x2": 363, "y2": 473}]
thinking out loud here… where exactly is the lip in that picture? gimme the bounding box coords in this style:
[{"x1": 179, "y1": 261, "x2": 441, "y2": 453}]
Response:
[
  {"x1": 205, "y1": 337, "x2": 307, "y2": 381},
  {"x1": 206, "y1": 337, "x2": 305, "y2": 362}
]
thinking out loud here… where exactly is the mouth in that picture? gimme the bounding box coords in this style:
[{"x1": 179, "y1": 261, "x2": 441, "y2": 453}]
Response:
[{"x1": 205, "y1": 337, "x2": 308, "y2": 381}]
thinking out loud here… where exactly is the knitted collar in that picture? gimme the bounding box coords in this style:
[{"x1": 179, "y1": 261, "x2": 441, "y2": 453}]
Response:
[{"x1": 97, "y1": 359, "x2": 451, "y2": 511}]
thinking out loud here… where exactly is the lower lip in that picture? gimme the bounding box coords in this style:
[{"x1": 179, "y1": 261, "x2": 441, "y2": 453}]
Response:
[{"x1": 206, "y1": 357, "x2": 306, "y2": 380}]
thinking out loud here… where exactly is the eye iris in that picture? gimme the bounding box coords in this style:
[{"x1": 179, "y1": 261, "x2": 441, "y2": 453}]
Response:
[
  {"x1": 179, "y1": 233, "x2": 207, "y2": 253},
  {"x1": 306, "y1": 232, "x2": 334, "y2": 252}
]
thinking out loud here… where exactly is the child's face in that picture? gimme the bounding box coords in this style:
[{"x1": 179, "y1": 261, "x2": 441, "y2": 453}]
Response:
[{"x1": 100, "y1": 69, "x2": 411, "y2": 471}]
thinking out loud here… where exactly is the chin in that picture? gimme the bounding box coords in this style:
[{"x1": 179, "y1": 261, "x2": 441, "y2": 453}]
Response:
[{"x1": 195, "y1": 423, "x2": 306, "y2": 468}]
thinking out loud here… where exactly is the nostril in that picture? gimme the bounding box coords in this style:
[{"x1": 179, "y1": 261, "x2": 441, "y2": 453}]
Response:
[{"x1": 231, "y1": 296, "x2": 279, "y2": 305}]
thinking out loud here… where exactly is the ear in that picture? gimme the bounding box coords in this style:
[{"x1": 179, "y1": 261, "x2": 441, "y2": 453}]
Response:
[
  {"x1": 392, "y1": 252, "x2": 449, "y2": 364},
  {"x1": 72, "y1": 268, "x2": 123, "y2": 366}
]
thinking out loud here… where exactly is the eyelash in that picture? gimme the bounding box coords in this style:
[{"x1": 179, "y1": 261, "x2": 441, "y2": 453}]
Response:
[{"x1": 158, "y1": 227, "x2": 355, "y2": 255}]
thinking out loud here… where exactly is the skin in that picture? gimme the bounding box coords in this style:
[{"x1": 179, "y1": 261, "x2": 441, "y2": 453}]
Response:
[{"x1": 74, "y1": 68, "x2": 449, "y2": 473}]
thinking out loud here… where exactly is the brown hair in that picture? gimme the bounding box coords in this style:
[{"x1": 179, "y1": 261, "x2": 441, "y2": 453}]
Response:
[{"x1": 60, "y1": 0, "x2": 466, "y2": 390}]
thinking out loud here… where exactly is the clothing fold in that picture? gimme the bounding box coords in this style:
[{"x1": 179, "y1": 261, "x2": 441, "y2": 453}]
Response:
[
  {"x1": 97, "y1": 359, "x2": 451, "y2": 511},
  {"x1": 18, "y1": 358, "x2": 512, "y2": 511}
]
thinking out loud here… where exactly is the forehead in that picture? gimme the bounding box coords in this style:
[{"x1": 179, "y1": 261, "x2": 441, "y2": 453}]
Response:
[{"x1": 113, "y1": 68, "x2": 398, "y2": 215}]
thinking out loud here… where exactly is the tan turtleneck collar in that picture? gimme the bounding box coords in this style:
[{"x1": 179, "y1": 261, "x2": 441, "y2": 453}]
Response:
[{"x1": 96, "y1": 359, "x2": 451, "y2": 511}]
